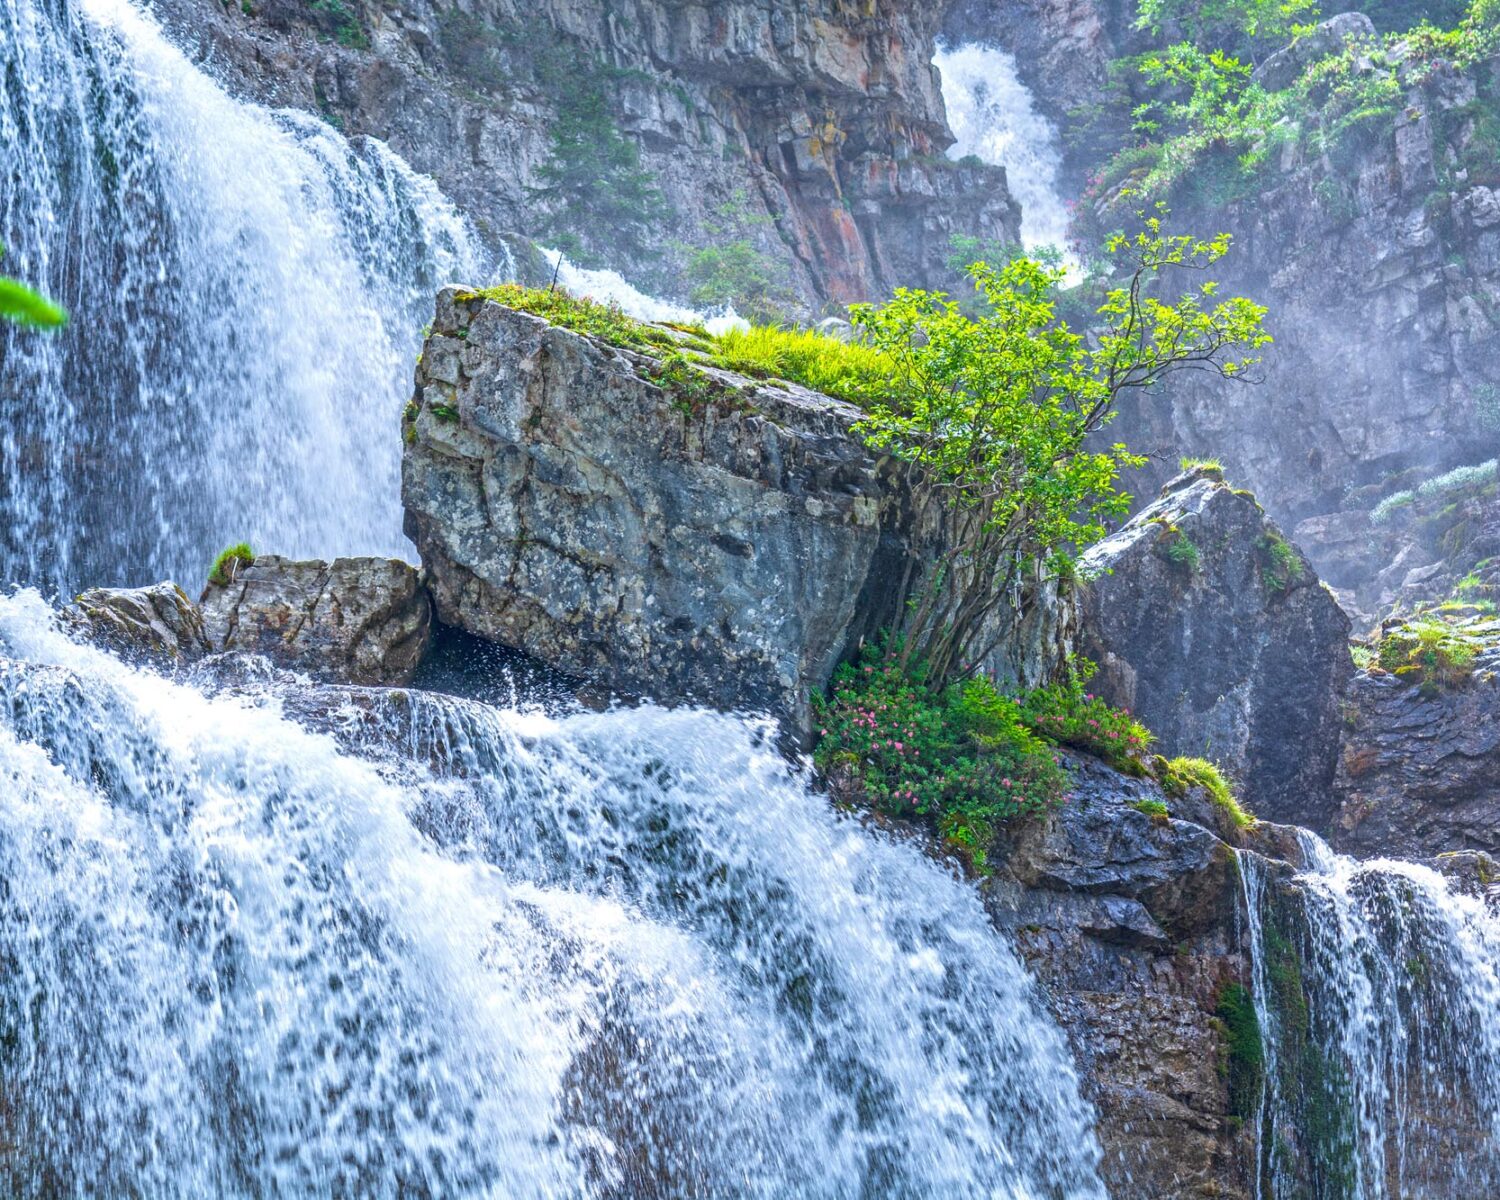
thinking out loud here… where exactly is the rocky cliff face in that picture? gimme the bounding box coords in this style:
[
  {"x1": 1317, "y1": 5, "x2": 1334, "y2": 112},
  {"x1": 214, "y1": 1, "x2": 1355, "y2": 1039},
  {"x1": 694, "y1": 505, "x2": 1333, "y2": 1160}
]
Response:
[
  {"x1": 1120, "y1": 36, "x2": 1500, "y2": 568},
  {"x1": 1078, "y1": 468, "x2": 1353, "y2": 829},
  {"x1": 156, "y1": 0, "x2": 1017, "y2": 307}
]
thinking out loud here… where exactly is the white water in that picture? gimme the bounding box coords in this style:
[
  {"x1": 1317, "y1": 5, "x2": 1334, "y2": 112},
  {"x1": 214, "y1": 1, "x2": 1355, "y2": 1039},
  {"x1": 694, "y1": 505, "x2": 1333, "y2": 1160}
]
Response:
[
  {"x1": 0, "y1": 0, "x2": 480, "y2": 594},
  {"x1": 1243, "y1": 833, "x2": 1500, "y2": 1198},
  {"x1": 934, "y1": 43, "x2": 1074, "y2": 262},
  {"x1": 542, "y1": 248, "x2": 747, "y2": 335},
  {"x1": 0, "y1": 590, "x2": 1108, "y2": 1198}
]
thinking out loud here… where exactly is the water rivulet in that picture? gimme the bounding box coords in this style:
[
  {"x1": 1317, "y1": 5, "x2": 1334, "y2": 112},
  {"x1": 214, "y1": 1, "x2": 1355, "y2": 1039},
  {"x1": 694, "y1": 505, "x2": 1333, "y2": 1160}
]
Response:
[
  {"x1": 1242, "y1": 836, "x2": 1500, "y2": 1198},
  {"x1": 0, "y1": 0, "x2": 477, "y2": 594},
  {"x1": 0, "y1": 591, "x2": 1109, "y2": 1199}
]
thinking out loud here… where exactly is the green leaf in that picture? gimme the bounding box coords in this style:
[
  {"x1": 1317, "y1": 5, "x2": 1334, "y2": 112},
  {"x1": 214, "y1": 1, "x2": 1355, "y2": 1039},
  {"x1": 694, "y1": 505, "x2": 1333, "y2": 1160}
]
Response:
[{"x1": 0, "y1": 277, "x2": 68, "y2": 329}]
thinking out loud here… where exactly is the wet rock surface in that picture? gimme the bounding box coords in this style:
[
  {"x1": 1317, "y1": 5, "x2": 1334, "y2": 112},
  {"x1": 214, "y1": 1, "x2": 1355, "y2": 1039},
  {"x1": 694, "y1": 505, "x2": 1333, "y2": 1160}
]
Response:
[
  {"x1": 200, "y1": 554, "x2": 434, "y2": 685},
  {"x1": 986, "y1": 754, "x2": 1256, "y2": 1200},
  {"x1": 66, "y1": 581, "x2": 212, "y2": 663},
  {"x1": 1333, "y1": 656, "x2": 1500, "y2": 858},
  {"x1": 1077, "y1": 469, "x2": 1353, "y2": 830}
]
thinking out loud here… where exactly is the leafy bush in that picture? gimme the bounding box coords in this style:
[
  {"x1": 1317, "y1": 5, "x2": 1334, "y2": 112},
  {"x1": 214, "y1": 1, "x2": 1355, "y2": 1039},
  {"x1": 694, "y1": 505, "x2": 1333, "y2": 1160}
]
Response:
[
  {"x1": 685, "y1": 240, "x2": 793, "y2": 325},
  {"x1": 1163, "y1": 755, "x2": 1254, "y2": 827},
  {"x1": 812, "y1": 647, "x2": 1069, "y2": 869},
  {"x1": 1416, "y1": 458, "x2": 1498, "y2": 499},
  {"x1": 307, "y1": 0, "x2": 367, "y2": 48},
  {"x1": 1016, "y1": 659, "x2": 1154, "y2": 773},
  {"x1": 1166, "y1": 528, "x2": 1203, "y2": 573},
  {"x1": 1259, "y1": 533, "x2": 1303, "y2": 593},
  {"x1": 848, "y1": 222, "x2": 1267, "y2": 683},
  {"x1": 208, "y1": 543, "x2": 255, "y2": 587}
]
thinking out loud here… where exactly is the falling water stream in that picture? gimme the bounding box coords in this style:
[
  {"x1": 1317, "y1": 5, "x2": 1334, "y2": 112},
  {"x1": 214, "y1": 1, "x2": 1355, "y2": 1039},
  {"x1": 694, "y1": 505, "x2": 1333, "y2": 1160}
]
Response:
[
  {"x1": 0, "y1": 0, "x2": 480, "y2": 594},
  {"x1": 934, "y1": 44, "x2": 1074, "y2": 260},
  {"x1": 1241, "y1": 835, "x2": 1500, "y2": 1198},
  {"x1": 0, "y1": 591, "x2": 1109, "y2": 1198}
]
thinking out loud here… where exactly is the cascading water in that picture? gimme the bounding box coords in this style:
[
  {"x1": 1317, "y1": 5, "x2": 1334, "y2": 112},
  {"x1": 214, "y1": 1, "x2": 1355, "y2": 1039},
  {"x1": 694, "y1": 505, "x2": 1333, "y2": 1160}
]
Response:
[
  {"x1": 0, "y1": 589, "x2": 1109, "y2": 1198},
  {"x1": 1241, "y1": 834, "x2": 1500, "y2": 1199},
  {"x1": 0, "y1": 0, "x2": 480, "y2": 595},
  {"x1": 933, "y1": 44, "x2": 1074, "y2": 261}
]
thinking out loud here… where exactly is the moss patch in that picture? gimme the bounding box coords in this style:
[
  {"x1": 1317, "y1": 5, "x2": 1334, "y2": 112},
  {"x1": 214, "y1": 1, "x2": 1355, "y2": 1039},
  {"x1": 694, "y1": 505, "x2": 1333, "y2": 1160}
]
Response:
[{"x1": 208, "y1": 543, "x2": 254, "y2": 587}]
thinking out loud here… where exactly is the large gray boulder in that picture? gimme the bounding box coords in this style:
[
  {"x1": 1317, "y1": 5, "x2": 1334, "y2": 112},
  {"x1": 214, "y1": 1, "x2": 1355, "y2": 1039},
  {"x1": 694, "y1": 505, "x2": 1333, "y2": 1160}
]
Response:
[
  {"x1": 402, "y1": 289, "x2": 885, "y2": 728},
  {"x1": 1077, "y1": 468, "x2": 1353, "y2": 828},
  {"x1": 401, "y1": 290, "x2": 1080, "y2": 728},
  {"x1": 199, "y1": 555, "x2": 433, "y2": 686}
]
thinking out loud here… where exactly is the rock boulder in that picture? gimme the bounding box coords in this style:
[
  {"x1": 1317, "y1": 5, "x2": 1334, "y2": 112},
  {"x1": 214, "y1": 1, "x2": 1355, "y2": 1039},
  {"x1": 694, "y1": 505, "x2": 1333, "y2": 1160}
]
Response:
[
  {"x1": 1077, "y1": 468, "x2": 1352, "y2": 828},
  {"x1": 199, "y1": 555, "x2": 433, "y2": 686}
]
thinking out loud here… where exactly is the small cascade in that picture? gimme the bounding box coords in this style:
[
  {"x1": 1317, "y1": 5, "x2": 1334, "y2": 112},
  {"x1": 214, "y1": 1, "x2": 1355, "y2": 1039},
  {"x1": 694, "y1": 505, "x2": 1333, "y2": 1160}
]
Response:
[
  {"x1": 1242, "y1": 833, "x2": 1500, "y2": 1198},
  {"x1": 0, "y1": 590, "x2": 1109, "y2": 1199},
  {"x1": 0, "y1": 0, "x2": 480, "y2": 595},
  {"x1": 543, "y1": 248, "x2": 747, "y2": 334},
  {"x1": 933, "y1": 44, "x2": 1075, "y2": 262}
]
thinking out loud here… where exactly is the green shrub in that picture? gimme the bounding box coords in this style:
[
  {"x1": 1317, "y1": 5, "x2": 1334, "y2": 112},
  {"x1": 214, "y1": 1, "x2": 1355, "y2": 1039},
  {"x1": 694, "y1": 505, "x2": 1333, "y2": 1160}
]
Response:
[
  {"x1": 1259, "y1": 533, "x2": 1302, "y2": 593},
  {"x1": 307, "y1": 0, "x2": 367, "y2": 48},
  {"x1": 1015, "y1": 658, "x2": 1154, "y2": 774},
  {"x1": 208, "y1": 543, "x2": 255, "y2": 587},
  {"x1": 1166, "y1": 529, "x2": 1203, "y2": 574},
  {"x1": 812, "y1": 646, "x2": 1068, "y2": 870},
  {"x1": 1163, "y1": 756, "x2": 1254, "y2": 828},
  {"x1": 1132, "y1": 797, "x2": 1171, "y2": 818}
]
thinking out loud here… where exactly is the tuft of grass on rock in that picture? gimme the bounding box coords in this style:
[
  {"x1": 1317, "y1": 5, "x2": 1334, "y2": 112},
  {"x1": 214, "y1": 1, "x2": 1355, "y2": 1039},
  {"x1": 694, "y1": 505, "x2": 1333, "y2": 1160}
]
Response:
[
  {"x1": 208, "y1": 542, "x2": 255, "y2": 587},
  {"x1": 1162, "y1": 756, "x2": 1254, "y2": 829}
]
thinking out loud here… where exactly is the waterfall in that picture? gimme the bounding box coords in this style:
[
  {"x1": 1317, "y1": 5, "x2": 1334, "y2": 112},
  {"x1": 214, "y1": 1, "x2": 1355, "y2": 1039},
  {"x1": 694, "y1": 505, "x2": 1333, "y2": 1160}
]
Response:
[
  {"x1": 1242, "y1": 834, "x2": 1500, "y2": 1198},
  {"x1": 542, "y1": 248, "x2": 747, "y2": 334},
  {"x1": 934, "y1": 43, "x2": 1074, "y2": 262},
  {"x1": 0, "y1": 589, "x2": 1109, "y2": 1198},
  {"x1": 0, "y1": 0, "x2": 480, "y2": 596}
]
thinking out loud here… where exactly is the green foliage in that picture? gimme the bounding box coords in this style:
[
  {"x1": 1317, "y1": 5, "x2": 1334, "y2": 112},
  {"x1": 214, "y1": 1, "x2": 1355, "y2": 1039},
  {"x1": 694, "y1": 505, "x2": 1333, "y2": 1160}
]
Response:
[
  {"x1": 1371, "y1": 488, "x2": 1418, "y2": 524},
  {"x1": 1180, "y1": 455, "x2": 1226, "y2": 476},
  {"x1": 682, "y1": 191, "x2": 795, "y2": 324},
  {"x1": 1163, "y1": 755, "x2": 1255, "y2": 827},
  {"x1": 1377, "y1": 618, "x2": 1479, "y2": 692},
  {"x1": 847, "y1": 218, "x2": 1267, "y2": 684},
  {"x1": 1166, "y1": 528, "x2": 1204, "y2": 573},
  {"x1": 1017, "y1": 658, "x2": 1155, "y2": 773},
  {"x1": 1259, "y1": 533, "x2": 1303, "y2": 593},
  {"x1": 812, "y1": 645, "x2": 1069, "y2": 870},
  {"x1": 685, "y1": 241, "x2": 792, "y2": 324},
  {"x1": 709, "y1": 325, "x2": 898, "y2": 407},
  {"x1": 1135, "y1": 0, "x2": 1318, "y2": 43},
  {"x1": 533, "y1": 87, "x2": 668, "y2": 262},
  {"x1": 306, "y1": 0, "x2": 367, "y2": 48},
  {"x1": 208, "y1": 543, "x2": 255, "y2": 587},
  {"x1": 1132, "y1": 797, "x2": 1172, "y2": 817},
  {"x1": 642, "y1": 350, "x2": 751, "y2": 418},
  {"x1": 0, "y1": 247, "x2": 67, "y2": 329},
  {"x1": 462, "y1": 283, "x2": 677, "y2": 352},
  {"x1": 1216, "y1": 981, "x2": 1266, "y2": 1122}
]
